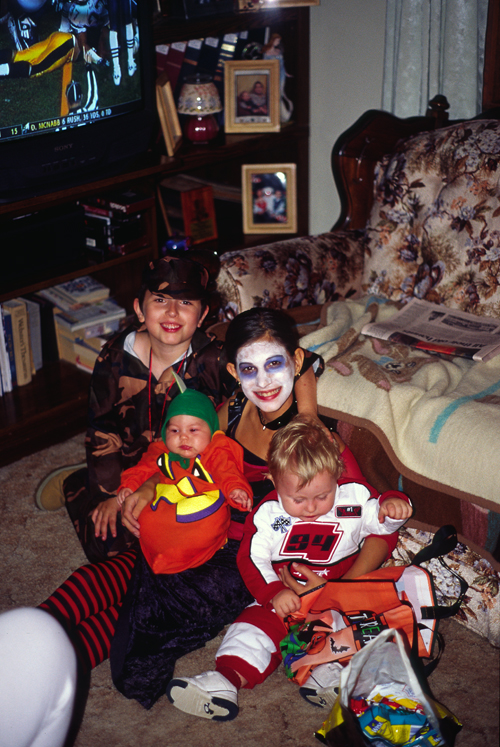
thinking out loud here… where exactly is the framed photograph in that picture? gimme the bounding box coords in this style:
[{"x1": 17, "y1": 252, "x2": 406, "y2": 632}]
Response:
[
  {"x1": 242, "y1": 163, "x2": 297, "y2": 234},
  {"x1": 156, "y1": 74, "x2": 182, "y2": 157},
  {"x1": 237, "y1": 1, "x2": 320, "y2": 10},
  {"x1": 224, "y1": 60, "x2": 280, "y2": 133}
]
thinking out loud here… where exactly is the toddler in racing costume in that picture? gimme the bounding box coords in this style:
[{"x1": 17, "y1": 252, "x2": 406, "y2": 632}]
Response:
[{"x1": 166, "y1": 415, "x2": 412, "y2": 720}]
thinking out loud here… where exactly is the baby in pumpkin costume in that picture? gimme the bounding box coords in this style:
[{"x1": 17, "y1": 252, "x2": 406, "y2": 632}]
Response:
[{"x1": 117, "y1": 388, "x2": 252, "y2": 574}]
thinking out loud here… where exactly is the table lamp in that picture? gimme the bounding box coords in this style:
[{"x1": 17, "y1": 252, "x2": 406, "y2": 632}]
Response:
[{"x1": 177, "y1": 74, "x2": 222, "y2": 144}]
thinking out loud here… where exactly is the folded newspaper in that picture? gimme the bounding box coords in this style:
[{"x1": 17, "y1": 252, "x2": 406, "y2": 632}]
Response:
[{"x1": 361, "y1": 298, "x2": 500, "y2": 362}]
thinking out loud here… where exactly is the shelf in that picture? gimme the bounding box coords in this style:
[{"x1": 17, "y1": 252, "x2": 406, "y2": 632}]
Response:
[
  {"x1": 0, "y1": 247, "x2": 153, "y2": 304},
  {"x1": 153, "y1": 8, "x2": 301, "y2": 44},
  {"x1": 0, "y1": 361, "x2": 90, "y2": 468}
]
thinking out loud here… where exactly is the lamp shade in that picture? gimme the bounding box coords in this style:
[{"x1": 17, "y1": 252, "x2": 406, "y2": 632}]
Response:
[{"x1": 177, "y1": 75, "x2": 222, "y2": 116}]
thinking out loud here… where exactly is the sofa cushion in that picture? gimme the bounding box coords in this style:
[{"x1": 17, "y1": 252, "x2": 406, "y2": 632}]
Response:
[
  {"x1": 361, "y1": 119, "x2": 500, "y2": 317},
  {"x1": 216, "y1": 231, "x2": 365, "y2": 321}
]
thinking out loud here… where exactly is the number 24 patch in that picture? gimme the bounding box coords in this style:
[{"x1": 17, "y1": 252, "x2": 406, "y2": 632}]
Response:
[{"x1": 280, "y1": 522, "x2": 344, "y2": 563}]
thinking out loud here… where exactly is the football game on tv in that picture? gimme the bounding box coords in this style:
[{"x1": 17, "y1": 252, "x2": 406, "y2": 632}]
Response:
[{"x1": 0, "y1": 0, "x2": 144, "y2": 140}]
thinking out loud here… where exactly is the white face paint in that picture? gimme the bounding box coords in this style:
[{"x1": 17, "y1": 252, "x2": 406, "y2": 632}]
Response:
[{"x1": 235, "y1": 339, "x2": 295, "y2": 413}]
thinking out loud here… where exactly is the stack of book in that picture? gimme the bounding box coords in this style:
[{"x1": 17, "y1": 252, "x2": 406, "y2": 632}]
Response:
[
  {"x1": 37, "y1": 276, "x2": 126, "y2": 374},
  {"x1": 0, "y1": 277, "x2": 127, "y2": 394},
  {"x1": 79, "y1": 188, "x2": 154, "y2": 262}
]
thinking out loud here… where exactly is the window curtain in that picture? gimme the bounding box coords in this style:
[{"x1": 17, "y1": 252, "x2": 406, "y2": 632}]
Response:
[{"x1": 382, "y1": 0, "x2": 489, "y2": 120}]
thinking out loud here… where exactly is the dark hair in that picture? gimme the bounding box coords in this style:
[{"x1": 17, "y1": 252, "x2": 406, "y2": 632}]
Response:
[{"x1": 225, "y1": 308, "x2": 299, "y2": 364}]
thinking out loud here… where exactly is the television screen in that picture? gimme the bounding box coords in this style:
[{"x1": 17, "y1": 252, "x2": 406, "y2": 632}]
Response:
[{"x1": 0, "y1": 0, "x2": 156, "y2": 202}]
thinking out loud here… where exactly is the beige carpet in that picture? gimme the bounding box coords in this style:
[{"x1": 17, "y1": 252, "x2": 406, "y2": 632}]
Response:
[{"x1": 0, "y1": 434, "x2": 498, "y2": 747}]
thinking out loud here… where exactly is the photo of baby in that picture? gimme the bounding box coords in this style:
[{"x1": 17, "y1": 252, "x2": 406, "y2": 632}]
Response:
[{"x1": 235, "y1": 74, "x2": 270, "y2": 121}]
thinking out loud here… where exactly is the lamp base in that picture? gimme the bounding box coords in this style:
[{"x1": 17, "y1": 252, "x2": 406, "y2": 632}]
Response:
[{"x1": 185, "y1": 114, "x2": 219, "y2": 144}]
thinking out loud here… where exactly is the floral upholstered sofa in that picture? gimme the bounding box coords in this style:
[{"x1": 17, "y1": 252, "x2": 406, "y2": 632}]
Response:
[{"x1": 215, "y1": 113, "x2": 500, "y2": 644}]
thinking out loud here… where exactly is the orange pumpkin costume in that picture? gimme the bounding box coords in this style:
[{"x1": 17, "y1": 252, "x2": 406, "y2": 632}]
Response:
[{"x1": 118, "y1": 432, "x2": 252, "y2": 574}]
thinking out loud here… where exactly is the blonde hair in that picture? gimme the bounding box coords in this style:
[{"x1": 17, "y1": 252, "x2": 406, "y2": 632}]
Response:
[{"x1": 267, "y1": 415, "x2": 343, "y2": 488}]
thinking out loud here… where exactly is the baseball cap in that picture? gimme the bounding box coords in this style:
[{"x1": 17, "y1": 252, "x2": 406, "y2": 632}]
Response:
[{"x1": 142, "y1": 256, "x2": 209, "y2": 300}]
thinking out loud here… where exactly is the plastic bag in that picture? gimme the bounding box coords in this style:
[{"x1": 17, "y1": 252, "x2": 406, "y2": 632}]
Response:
[{"x1": 315, "y1": 629, "x2": 462, "y2": 747}]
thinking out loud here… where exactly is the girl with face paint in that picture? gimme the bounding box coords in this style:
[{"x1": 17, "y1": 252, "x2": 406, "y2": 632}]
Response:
[{"x1": 219, "y1": 309, "x2": 364, "y2": 511}]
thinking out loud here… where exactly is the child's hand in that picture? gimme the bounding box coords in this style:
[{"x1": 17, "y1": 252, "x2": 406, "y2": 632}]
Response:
[
  {"x1": 279, "y1": 563, "x2": 325, "y2": 595},
  {"x1": 272, "y1": 588, "x2": 301, "y2": 618},
  {"x1": 121, "y1": 490, "x2": 146, "y2": 538},
  {"x1": 92, "y1": 497, "x2": 120, "y2": 540},
  {"x1": 116, "y1": 487, "x2": 133, "y2": 507},
  {"x1": 229, "y1": 489, "x2": 252, "y2": 511},
  {"x1": 378, "y1": 497, "x2": 412, "y2": 523}
]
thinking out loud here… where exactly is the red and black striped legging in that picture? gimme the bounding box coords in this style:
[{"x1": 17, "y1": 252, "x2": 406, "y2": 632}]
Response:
[{"x1": 39, "y1": 550, "x2": 136, "y2": 672}]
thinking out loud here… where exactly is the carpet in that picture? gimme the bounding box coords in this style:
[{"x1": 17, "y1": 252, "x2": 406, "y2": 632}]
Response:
[{"x1": 0, "y1": 434, "x2": 498, "y2": 747}]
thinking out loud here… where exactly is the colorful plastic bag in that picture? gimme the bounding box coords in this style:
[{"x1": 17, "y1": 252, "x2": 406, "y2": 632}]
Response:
[{"x1": 315, "y1": 629, "x2": 462, "y2": 747}]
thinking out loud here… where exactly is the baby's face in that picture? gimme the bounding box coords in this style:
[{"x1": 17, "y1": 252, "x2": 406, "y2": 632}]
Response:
[
  {"x1": 165, "y1": 415, "x2": 212, "y2": 460},
  {"x1": 275, "y1": 469, "x2": 337, "y2": 521}
]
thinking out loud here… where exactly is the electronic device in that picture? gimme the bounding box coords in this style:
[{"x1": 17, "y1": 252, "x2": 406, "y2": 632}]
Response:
[{"x1": 0, "y1": 0, "x2": 156, "y2": 203}]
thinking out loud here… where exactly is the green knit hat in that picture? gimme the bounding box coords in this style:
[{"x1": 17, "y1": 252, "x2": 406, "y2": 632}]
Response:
[{"x1": 161, "y1": 389, "x2": 219, "y2": 445}]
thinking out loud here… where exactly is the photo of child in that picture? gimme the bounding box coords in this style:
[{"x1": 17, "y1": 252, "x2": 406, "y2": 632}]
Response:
[
  {"x1": 251, "y1": 171, "x2": 287, "y2": 224},
  {"x1": 235, "y1": 74, "x2": 269, "y2": 121}
]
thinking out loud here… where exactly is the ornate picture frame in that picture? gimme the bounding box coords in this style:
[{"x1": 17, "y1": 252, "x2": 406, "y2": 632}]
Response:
[
  {"x1": 242, "y1": 163, "x2": 297, "y2": 234},
  {"x1": 224, "y1": 59, "x2": 280, "y2": 133},
  {"x1": 237, "y1": 1, "x2": 320, "y2": 10},
  {"x1": 156, "y1": 73, "x2": 182, "y2": 157}
]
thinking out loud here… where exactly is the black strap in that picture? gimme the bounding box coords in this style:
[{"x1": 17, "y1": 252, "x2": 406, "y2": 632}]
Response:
[
  {"x1": 411, "y1": 525, "x2": 469, "y2": 620},
  {"x1": 411, "y1": 525, "x2": 458, "y2": 566}
]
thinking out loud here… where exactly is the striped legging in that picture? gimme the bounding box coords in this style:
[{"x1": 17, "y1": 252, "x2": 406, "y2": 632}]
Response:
[{"x1": 39, "y1": 550, "x2": 136, "y2": 671}]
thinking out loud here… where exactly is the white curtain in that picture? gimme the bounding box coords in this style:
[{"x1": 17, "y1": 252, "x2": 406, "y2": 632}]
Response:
[{"x1": 382, "y1": 0, "x2": 489, "y2": 120}]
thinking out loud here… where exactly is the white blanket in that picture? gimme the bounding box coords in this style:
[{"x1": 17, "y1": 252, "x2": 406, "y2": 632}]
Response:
[{"x1": 300, "y1": 297, "x2": 500, "y2": 509}]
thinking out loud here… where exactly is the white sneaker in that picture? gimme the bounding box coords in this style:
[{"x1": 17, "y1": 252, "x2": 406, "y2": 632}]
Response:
[
  {"x1": 166, "y1": 671, "x2": 238, "y2": 721},
  {"x1": 299, "y1": 661, "x2": 343, "y2": 708}
]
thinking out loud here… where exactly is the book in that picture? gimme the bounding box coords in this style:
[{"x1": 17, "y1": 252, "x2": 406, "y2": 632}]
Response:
[
  {"x1": 213, "y1": 32, "x2": 238, "y2": 112},
  {"x1": 361, "y1": 297, "x2": 500, "y2": 362},
  {"x1": 173, "y1": 37, "x2": 203, "y2": 99},
  {"x1": 164, "y1": 40, "x2": 187, "y2": 91},
  {"x1": 54, "y1": 314, "x2": 105, "y2": 369},
  {"x1": 156, "y1": 43, "x2": 170, "y2": 75},
  {"x1": 21, "y1": 296, "x2": 43, "y2": 371},
  {"x1": 2, "y1": 299, "x2": 32, "y2": 386},
  {"x1": 53, "y1": 299, "x2": 126, "y2": 339},
  {"x1": 196, "y1": 36, "x2": 220, "y2": 80},
  {"x1": 0, "y1": 310, "x2": 12, "y2": 393},
  {"x1": 26, "y1": 293, "x2": 59, "y2": 364},
  {"x1": 37, "y1": 285, "x2": 86, "y2": 312},
  {"x1": 52, "y1": 276, "x2": 110, "y2": 305},
  {"x1": 1, "y1": 307, "x2": 17, "y2": 387}
]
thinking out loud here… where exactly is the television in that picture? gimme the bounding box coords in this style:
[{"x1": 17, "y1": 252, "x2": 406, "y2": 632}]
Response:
[{"x1": 0, "y1": 0, "x2": 157, "y2": 204}]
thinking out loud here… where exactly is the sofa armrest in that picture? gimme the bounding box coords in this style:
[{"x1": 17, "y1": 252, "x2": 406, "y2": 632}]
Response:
[{"x1": 216, "y1": 230, "x2": 366, "y2": 321}]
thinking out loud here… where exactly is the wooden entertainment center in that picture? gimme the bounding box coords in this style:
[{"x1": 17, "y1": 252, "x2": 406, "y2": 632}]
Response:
[{"x1": 0, "y1": 6, "x2": 310, "y2": 467}]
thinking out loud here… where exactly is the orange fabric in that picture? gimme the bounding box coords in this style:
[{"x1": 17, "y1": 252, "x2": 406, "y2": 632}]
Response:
[
  {"x1": 119, "y1": 433, "x2": 252, "y2": 574},
  {"x1": 284, "y1": 566, "x2": 434, "y2": 684}
]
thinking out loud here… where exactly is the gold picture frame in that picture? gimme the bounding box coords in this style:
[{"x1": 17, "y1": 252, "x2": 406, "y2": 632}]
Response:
[
  {"x1": 224, "y1": 59, "x2": 280, "y2": 134},
  {"x1": 237, "y1": 1, "x2": 320, "y2": 9},
  {"x1": 242, "y1": 163, "x2": 297, "y2": 234},
  {"x1": 156, "y1": 73, "x2": 182, "y2": 157}
]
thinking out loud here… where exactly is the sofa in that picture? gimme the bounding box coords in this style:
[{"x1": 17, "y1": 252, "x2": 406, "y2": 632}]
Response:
[{"x1": 214, "y1": 109, "x2": 500, "y2": 644}]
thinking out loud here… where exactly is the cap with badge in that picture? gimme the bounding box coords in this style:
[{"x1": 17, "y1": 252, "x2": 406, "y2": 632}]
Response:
[{"x1": 142, "y1": 256, "x2": 209, "y2": 300}]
